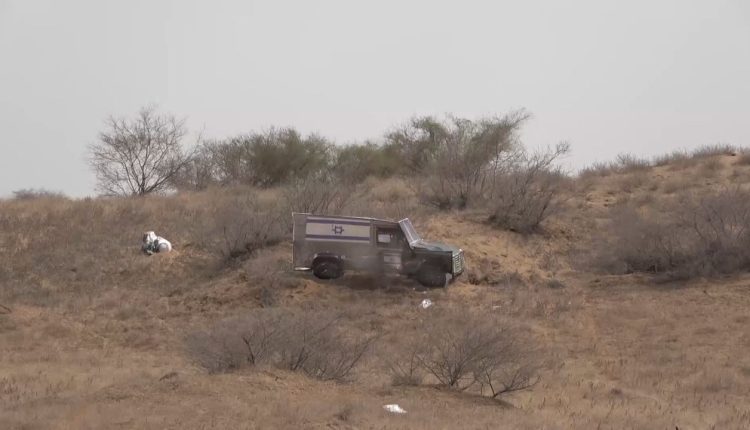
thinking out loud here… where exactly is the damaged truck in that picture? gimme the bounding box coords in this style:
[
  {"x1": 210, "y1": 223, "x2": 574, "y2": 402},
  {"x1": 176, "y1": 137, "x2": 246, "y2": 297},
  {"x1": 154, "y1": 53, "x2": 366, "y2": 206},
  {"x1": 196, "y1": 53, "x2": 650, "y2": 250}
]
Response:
[{"x1": 292, "y1": 213, "x2": 465, "y2": 287}]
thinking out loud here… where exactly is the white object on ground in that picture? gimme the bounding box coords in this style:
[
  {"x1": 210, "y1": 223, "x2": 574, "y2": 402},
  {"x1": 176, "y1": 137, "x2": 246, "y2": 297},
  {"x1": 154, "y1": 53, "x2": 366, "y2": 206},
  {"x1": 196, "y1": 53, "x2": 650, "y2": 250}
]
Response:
[
  {"x1": 420, "y1": 299, "x2": 433, "y2": 309},
  {"x1": 383, "y1": 404, "x2": 407, "y2": 414},
  {"x1": 142, "y1": 231, "x2": 172, "y2": 254}
]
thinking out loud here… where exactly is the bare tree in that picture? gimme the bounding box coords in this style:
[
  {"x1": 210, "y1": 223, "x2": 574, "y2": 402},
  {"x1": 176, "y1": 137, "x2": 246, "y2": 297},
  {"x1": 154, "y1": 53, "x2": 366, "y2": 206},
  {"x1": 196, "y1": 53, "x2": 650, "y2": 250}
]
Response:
[{"x1": 89, "y1": 106, "x2": 195, "y2": 196}]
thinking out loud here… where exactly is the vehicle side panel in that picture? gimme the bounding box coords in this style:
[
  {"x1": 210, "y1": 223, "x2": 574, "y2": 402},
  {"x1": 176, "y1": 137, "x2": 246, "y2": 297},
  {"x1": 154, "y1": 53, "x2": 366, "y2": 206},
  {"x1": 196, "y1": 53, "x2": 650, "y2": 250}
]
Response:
[{"x1": 293, "y1": 213, "x2": 380, "y2": 271}]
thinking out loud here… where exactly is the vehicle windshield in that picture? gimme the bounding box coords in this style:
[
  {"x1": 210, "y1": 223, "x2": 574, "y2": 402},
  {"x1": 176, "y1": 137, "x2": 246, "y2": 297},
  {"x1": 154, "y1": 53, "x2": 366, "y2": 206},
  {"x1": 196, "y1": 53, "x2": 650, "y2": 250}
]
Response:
[{"x1": 398, "y1": 219, "x2": 421, "y2": 245}]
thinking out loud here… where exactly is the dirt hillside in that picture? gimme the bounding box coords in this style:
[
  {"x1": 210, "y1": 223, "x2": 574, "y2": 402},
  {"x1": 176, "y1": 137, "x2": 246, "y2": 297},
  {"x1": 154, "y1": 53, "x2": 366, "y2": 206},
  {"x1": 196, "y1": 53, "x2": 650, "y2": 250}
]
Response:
[{"x1": 2, "y1": 152, "x2": 750, "y2": 429}]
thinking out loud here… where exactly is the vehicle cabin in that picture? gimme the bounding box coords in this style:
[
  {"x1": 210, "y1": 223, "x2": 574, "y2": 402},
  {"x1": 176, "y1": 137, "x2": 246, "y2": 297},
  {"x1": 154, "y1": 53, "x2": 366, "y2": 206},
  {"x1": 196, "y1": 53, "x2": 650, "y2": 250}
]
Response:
[{"x1": 292, "y1": 213, "x2": 465, "y2": 287}]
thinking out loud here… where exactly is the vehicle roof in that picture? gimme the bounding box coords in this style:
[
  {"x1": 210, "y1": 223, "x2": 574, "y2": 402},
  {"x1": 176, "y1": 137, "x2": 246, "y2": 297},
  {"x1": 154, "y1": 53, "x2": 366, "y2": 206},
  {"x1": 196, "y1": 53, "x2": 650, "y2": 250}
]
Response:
[{"x1": 296, "y1": 212, "x2": 404, "y2": 225}]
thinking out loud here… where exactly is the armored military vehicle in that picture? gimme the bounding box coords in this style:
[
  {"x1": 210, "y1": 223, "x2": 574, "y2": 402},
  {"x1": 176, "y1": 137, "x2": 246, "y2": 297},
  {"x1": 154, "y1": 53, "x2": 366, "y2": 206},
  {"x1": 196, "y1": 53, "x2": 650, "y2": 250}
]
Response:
[{"x1": 292, "y1": 213, "x2": 464, "y2": 287}]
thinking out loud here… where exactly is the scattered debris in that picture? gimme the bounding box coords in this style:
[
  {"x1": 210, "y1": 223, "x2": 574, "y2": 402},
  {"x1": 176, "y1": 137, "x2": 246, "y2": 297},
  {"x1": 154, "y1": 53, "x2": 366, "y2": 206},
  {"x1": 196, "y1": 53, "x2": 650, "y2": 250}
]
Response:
[
  {"x1": 420, "y1": 299, "x2": 433, "y2": 309},
  {"x1": 142, "y1": 231, "x2": 172, "y2": 255},
  {"x1": 383, "y1": 404, "x2": 407, "y2": 414}
]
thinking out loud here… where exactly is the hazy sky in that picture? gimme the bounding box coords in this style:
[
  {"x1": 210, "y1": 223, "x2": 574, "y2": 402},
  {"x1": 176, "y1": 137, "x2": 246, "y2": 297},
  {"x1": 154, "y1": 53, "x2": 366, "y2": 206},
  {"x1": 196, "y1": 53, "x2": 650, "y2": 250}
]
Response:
[{"x1": 1, "y1": 0, "x2": 748, "y2": 197}]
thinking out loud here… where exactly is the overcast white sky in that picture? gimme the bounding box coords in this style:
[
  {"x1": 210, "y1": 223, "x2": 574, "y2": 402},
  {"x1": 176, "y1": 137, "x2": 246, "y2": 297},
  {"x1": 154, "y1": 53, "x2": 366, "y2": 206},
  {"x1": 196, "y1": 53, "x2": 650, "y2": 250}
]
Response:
[{"x1": 1, "y1": 0, "x2": 748, "y2": 197}]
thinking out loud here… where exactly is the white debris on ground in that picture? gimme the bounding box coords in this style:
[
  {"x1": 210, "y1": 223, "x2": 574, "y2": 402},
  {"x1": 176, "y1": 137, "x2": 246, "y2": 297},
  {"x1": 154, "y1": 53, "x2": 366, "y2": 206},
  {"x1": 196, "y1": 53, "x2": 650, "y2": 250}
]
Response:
[
  {"x1": 141, "y1": 231, "x2": 172, "y2": 255},
  {"x1": 383, "y1": 404, "x2": 407, "y2": 414},
  {"x1": 420, "y1": 299, "x2": 433, "y2": 309}
]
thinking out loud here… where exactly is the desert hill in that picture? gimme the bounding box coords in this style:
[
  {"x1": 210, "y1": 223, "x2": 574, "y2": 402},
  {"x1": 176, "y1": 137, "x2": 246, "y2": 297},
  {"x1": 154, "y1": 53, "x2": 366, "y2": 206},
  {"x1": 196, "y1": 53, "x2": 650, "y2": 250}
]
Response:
[{"x1": 1, "y1": 148, "x2": 750, "y2": 429}]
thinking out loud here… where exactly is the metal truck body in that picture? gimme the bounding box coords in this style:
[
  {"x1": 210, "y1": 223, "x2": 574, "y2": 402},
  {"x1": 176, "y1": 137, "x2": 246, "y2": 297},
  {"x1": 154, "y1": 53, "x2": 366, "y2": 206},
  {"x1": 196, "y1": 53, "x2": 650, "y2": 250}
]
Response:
[{"x1": 292, "y1": 213, "x2": 464, "y2": 287}]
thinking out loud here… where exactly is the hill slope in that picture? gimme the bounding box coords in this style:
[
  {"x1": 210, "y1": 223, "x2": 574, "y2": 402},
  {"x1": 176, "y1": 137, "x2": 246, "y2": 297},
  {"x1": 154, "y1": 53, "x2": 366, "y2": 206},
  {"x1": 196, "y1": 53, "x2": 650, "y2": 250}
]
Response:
[{"x1": 2, "y1": 153, "x2": 750, "y2": 429}]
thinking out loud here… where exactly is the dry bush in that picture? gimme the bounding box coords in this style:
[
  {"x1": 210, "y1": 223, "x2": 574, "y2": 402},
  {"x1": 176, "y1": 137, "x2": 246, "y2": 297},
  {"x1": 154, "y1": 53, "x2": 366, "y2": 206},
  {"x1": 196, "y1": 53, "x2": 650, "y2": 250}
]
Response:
[
  {"x1": 186, "y1": 311, "x2": 284, "y2": 373},
  {"x1": 385, "y1": 344, "x2": 424, "y2": 386},
  {"x1": 274, "y1": 311, "x2": 376, "y2": 381},
  {"x1": 660, "y1": 178, "x2": 686, "y2": 194},
  {"x1": 333, "y1": 142, "x2": 403, "y2": 184},
  {"x1": 281, "y1": 176, "x2": 352, "y2": 215},
  {"x1": 614, "y1": 153, "x2": 651, "y2": 172},
  {"x1": 244, "y1": 251, "x2": 303, "y2": 289},
  {"x1": 699, "y1": 157, "x2": 723, "y2": 176},
  {"x1": 345, "y1": 177, "x2": 424, "y2": 221},
  {"x1": 186, "y1": 309, "x2": 375, "y2": 382},
  {"x1": 616, "y1": 171, "x2": 648, "y2": 193},
  {"x1": 206, "y1": 191, "x2": 286, "y2": 259},
  {"x1": 590, "y1": 187, "x2": 750, "y2": 277},
  {"x1": 487, "y1": 143, "x2": 570, "y2": 233},
  {"x1": 579, "y1": 161, "x2": 615, "y2": 178},
  {"x1": 590, "y1": 206, "x2": 688, "y2": 274},
  {"x1": 467, "y1": 258, "x2": 524, "y2": 287},
  {"x1": 735, "y1": 152, "x2": 750, "y2": 166},
  {"x1": 389, "y1": 311, "x2": 539, "y2": 396},
  {"x1": 653, "y1": 150, "x2": 690, "y2": 167},
  {"x1": 580, "y1": 154, "x2": 650, "y2": 179},
  {"x1": 691, "y1": 144, "x2": 739, "y2": 158},
  {"x1": 11, "y1": 188, "x2": 67, "y2": 200}
]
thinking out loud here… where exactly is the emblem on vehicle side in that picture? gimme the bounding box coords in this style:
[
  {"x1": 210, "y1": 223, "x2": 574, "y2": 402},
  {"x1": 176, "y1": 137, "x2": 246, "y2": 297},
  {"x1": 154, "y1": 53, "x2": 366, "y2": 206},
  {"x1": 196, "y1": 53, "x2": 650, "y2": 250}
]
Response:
[{"x1": 332, "y1": 225, "x2": 345, "y2": 235}]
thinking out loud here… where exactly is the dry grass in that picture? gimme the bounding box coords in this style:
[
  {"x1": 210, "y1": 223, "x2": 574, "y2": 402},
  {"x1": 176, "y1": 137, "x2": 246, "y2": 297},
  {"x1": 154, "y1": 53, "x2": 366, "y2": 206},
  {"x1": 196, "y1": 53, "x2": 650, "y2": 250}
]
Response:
[{"x1": 2, "y1": 151, "x2": 750, "y2": 429}]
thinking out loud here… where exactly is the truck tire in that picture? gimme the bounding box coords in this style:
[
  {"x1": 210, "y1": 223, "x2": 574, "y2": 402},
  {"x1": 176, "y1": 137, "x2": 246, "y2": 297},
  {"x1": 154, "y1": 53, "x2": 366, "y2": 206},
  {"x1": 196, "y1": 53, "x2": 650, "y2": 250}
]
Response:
[
  {"x1": 312, "y1": 259, "x2": 343, "y2": 280},
  {"x1": 416, "y1": 264, "x2": 448, "y2": 288}
]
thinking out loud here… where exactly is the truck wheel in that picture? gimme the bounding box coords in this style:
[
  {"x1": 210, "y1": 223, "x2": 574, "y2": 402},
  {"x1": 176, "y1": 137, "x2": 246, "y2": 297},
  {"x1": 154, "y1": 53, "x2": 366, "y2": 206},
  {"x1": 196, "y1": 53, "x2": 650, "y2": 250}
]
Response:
[
  {"x1": 312, "y1": 259, "x2": 343, "y2": 280},
  {"x1": 417, "y1": 264, "x2": 448, "y2": 288}
]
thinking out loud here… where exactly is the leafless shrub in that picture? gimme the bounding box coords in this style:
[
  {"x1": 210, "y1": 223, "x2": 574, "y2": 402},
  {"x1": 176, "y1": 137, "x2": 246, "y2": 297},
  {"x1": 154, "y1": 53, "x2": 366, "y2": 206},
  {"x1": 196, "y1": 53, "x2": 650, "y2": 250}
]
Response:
[
  {"x1": 653, "y1": 150, "x2": 690, "y2": 167},
  {"x1": 579, "y1": 161, "x2": 615, "y2": 178},
  {"x1": 616, "y1": 171, "x2": 648, "y2": 193},
  {"x1": 691, "y1": 144, "x2": 739, "y2": 158},
  {"x1": 467, "y1": 258, "x2": 525, "y2": 287},
  {"x1": 413, "y1": 311, "x2": 537, "y2": 395},
  {"x1": 580, "y1": 153, "x2": 651, "y2": 179},
  {"x1": 274, "y1": 311, "x2": 376, "y2": 381},
  {"x1": 735, "y1": 152, "x2": 750, "y2": 166},
  {"x1": 590, "y1": 206, "x2": 690, "y2": 274},
  {"x1": 473, "y1": 343, "x2": 539, "y2": 398},
  {"x1": 700, "y1": 157, "x2": 723, "y2": 175},
  {"x1": 244, "y1": 251, "x2": 303, "y2": 293},
  {"x1": 88, "y1": 106, "x2": 197, "y2": 196},
  {"x1": 385, "y1": 343, "x2": 425, "y2": 386},
  {"x1": 615, "y1": 153, "x2": 651, "y2": 172},
  {"x1": 590, "y1": 187, "x2": 750, "y2": 277},
  {"x1": 186, "y1": 310, "x2": 284, "y2": 373},
  {"x1": 170, "y1": 142, "x2": 220, "y2": 191},
  {"x1": 661, "y1": 178, "x2": 686, "y2": 194},
  {"x1": 349, "y1": 177, "x2": 427, "y2": 220},
  {"x1": 208, "y1": 192, "x2": 286, "y2": 259},
  {"x1": 282, "y1": 175, "x2": 353, "y2": 215},
  {"x1": 681, "y1": 188, "x2": 750, "y2": 274},
  {"x1": 11, "y1": 189, "x2": 67, "y2": 200},
  {"x1": 186, "y1": 310, "x2": 375, "y2": 382},
  {"x1": 487, "y1": 142, "x2": 570, "y2": 233}
]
